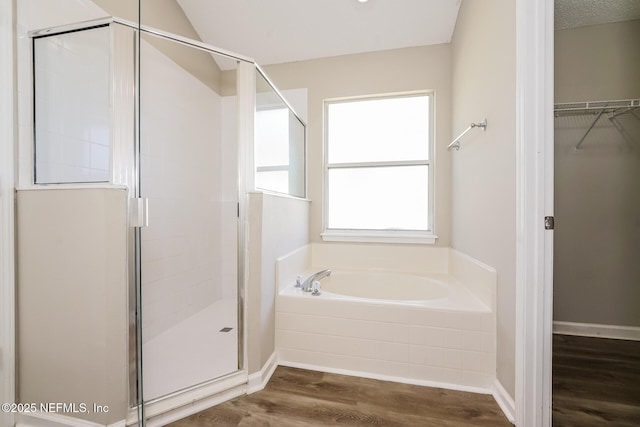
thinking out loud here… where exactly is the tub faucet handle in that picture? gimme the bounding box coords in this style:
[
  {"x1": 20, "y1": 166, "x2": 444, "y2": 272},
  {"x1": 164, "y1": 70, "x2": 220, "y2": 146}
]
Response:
[
  {"x1": 301, "y1": 269, "x2": 332, "y2": 292},
  {"x1": 311, "y1": 280, "x2": 321, "y2": 296},
  {"x1": 295, "y1": 275, "x2": 302, "y2": 288}
]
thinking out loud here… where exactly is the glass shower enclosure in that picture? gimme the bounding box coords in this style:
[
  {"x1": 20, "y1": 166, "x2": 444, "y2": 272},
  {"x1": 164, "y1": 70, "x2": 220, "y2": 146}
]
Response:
[
  {"x1": 29, "y1": 11, "x2": 305, "y2": 423},
  {"x1": 137, "y1": 29, "x2": 243, "y2": 404},
  {"x1": 25, "y1": 13, "x2": 302, "y2": 427}
]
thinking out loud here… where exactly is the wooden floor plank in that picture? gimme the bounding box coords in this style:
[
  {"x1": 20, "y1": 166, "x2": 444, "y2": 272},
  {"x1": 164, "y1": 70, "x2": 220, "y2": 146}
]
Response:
[
  {"x1": 167, "y1": 367, "x2": 511, "y2": 426},
  {"x1": 354, "y1": 381, "x2": 505, "y2": 426},
  {"x1": 552, "y1": 334, "x2": 640, "y2": 426},
  {"x1": 162, "y1": 334, "x2": 640, "y2": 426},
  {"x1": 265, "y1": 367, "x2": 360, "y2": 406},
  {"x1": 553, "y1": 395, "x2": 640, "y2": 427}
]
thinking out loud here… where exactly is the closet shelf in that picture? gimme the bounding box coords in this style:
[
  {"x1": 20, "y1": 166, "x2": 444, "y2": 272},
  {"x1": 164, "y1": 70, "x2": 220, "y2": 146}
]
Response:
[
  {"x1": 554, "y1": 98, "x2": 640, "y2": 149},
  {"x1": 554, "y1": 99, "x2": 640, "y2": 116}
]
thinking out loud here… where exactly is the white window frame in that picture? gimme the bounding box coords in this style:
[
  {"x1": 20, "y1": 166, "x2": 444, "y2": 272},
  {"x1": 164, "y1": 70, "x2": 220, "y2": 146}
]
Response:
[{"x1": 321, "y1": 91, "x2": 437, "y2": 244}]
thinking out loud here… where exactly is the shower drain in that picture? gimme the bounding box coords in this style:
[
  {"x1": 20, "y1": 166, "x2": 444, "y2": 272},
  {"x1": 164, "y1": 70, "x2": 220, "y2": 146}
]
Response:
[{"x1": 219, "y1": 327, "x2": 233, "y2": 333}]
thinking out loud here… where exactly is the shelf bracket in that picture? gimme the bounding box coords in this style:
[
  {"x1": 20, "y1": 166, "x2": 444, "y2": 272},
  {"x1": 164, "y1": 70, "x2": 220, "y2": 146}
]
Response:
[{"x1": 575, "y1": 108, "x2": 606, "y2": 150}]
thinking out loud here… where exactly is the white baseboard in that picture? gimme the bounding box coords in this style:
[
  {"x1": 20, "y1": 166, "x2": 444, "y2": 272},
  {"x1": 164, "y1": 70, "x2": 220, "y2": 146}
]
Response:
[
  {"x1": 16, "y1": 412, "x2": 125, "y2": 427},
  {"x1": 278, "y1": 359, "x2": 492, "y2": 395},
  {"x1": 247, "y1": 351, "x2": 278, "y2": 394},
  {"x1": 492, "y1": 379, "x2": 516, "y2": 424},
  {"x1": 553, "y1": 321, "x2": 640, "y2": 341}
]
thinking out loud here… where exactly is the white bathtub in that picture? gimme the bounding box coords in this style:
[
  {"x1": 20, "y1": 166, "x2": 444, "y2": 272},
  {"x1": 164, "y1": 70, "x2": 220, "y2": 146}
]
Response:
[
  {"x1": 319, "y1": 270, "x2": 449, "y2": 301},
  {"x1": 281, "y1": 269, "x2": 488, "y2": 311},
  {"x1": 275, "y1": 243, "x2": 498, "y2": 392}
]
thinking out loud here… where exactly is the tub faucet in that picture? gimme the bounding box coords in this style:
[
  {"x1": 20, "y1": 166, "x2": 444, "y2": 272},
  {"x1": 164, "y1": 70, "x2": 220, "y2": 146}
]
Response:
[{"x1": 301, "y1": 269, "x2": 332, "y2": 292}]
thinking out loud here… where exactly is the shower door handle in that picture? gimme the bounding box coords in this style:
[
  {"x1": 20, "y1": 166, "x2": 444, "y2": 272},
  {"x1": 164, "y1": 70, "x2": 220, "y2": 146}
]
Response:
[{"x1": 130, "y1": 197, "x2": 149, "y2": 228}]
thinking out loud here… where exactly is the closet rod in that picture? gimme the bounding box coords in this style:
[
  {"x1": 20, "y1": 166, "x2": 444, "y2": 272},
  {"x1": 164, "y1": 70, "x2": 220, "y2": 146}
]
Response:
[{"x1": 609, "y1": 106, "x2": 640, "y2": 119}]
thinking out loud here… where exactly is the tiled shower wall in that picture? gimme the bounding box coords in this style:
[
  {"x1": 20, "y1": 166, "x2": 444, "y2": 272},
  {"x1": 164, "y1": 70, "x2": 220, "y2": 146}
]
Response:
[
  {"x1": 140, "y1": 40, "x2": 236, "y2": 342},
  {"x1": 33, "y1": 26, "x2": 111, "y2": 183}
]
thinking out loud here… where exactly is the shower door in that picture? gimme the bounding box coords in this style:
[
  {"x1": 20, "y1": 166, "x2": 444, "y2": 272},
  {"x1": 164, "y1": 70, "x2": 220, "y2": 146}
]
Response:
[{"x1": 137, "y1": 30, "x2": 241, "y2": 403}]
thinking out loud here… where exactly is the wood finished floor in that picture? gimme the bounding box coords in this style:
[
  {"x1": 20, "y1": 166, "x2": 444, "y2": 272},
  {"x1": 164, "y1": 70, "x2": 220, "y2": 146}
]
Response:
[
  {"x1": 552, "y1": 334, "x2": 640, "y2": 426},
  {"x1": 167, "y1": 367, "x2": 511, "y2": 426}
]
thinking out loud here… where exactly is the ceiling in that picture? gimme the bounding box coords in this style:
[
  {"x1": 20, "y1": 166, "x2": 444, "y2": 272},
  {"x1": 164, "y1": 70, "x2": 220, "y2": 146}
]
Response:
[
  {"x1": 175, "y1": 0, "x2": 640, "y2": 67},
  {"x1": 555, "y1": 0, "x2": 640, "y2": 30},
  {"x1": 177, "y1": 0, "x2": 461, "y2": 66}
]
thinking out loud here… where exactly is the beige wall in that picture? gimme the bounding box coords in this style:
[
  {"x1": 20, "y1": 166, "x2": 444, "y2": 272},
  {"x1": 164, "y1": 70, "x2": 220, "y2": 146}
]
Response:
[
  {"x1": 247, "y1": 193, "x2": 310, "y2": 373},
  {"x1": 263, "y1": 45, "x2": 452, "y2": 246},
  {"x1": 554, "y1": 20, "x2": 640, "y2": 327},
  {"x1": 450, "y1": 0, "x2": 517, "y2": 397},
  {"x1": 92, "y1": 0, "x2": 223, "y2": 92},
  {"x1": 17, "y1": 188, "x2": 129, "y2": 425},
  {"x1": 555, "y1": 20, "x2": 640, "y2": 103}
]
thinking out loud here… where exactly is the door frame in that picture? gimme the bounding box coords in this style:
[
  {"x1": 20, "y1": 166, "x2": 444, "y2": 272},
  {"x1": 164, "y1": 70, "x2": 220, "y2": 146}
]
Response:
[
  {"x1": 515, "y1": 0, "x2": 554, "y2": 426},
  {"x1": 0, "y1": 1, "x2": 16, "y2": 426}
]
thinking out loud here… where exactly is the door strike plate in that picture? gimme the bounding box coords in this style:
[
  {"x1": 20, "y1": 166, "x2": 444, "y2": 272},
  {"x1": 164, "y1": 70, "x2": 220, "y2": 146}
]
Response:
[{"x1": 544, "y1": 216, "x2": 554, "y2": 230}]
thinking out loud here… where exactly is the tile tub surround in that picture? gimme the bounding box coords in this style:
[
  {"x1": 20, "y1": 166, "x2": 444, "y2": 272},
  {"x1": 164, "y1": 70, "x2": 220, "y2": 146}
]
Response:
[{"x1": 275, "y1": 243, "x2": 497, "y2": 391}]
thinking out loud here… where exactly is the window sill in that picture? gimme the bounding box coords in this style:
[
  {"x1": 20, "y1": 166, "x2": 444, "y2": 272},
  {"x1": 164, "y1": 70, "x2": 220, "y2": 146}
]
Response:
[{"x1": 321, "y1": 230, "x2": 438, "y2": 245}]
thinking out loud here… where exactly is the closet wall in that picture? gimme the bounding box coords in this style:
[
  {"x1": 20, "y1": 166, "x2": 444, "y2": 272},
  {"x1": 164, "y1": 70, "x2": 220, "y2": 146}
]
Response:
[{"x1": 554, "y1": 19, "x2": 640, "y2": 328}]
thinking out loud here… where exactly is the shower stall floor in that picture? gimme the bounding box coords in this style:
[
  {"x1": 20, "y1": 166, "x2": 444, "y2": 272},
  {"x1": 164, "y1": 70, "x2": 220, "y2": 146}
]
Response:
[{"x1": 142, "y1": 298, "x2": 238, "y2": 401}]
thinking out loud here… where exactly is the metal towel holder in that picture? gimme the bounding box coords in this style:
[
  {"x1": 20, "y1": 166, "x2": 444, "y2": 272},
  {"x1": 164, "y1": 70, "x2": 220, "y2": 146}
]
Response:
[{"x1": 447, "y1": 119, "x2": 487, "y2": 151}]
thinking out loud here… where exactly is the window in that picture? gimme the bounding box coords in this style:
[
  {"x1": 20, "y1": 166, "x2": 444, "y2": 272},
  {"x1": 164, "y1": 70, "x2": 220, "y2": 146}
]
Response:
[
  {"x1": 323, "y1": 93, "x2": 435, "y2": 243},
  {"x1": 254, "y1": 72, "x2": 306, "y2": 198}
]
